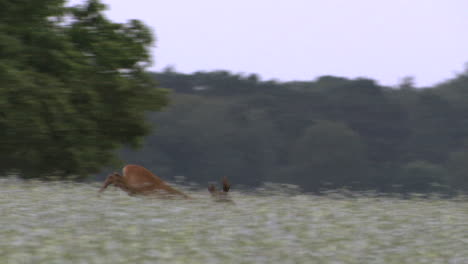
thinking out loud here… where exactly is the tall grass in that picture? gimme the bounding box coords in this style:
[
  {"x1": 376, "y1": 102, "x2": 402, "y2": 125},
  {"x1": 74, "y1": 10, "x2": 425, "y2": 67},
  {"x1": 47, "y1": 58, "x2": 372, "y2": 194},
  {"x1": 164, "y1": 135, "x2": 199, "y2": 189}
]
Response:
[{"x1": 1, "y1": 178, "x2": 467, "y2": 263}]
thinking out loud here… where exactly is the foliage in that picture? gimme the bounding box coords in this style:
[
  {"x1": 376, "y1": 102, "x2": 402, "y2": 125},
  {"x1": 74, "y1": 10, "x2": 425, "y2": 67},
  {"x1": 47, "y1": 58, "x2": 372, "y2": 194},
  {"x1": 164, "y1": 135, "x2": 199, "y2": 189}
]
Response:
[
  {"x1": 287, "y1": 120, "x2": 370, "y2": 190},
  {"x1": 122, "y1": 69, "x2": 468, "y2": 193},
  {"x1": 396, "y1": 161, "x2": 448, "y2": 193},
  {"x1": 446, "y1": 150, "x2": 468, "y2": 191},
  {"x1": 0, "y1": 0, "x2": 168, "y2": 179}
]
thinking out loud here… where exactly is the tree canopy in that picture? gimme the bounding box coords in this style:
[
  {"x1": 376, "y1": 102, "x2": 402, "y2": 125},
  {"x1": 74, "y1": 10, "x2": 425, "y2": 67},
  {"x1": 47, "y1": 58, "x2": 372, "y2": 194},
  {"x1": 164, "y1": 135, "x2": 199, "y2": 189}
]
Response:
[{"x1": 0, "y1": 0, "x2": 168, "y2": 178}]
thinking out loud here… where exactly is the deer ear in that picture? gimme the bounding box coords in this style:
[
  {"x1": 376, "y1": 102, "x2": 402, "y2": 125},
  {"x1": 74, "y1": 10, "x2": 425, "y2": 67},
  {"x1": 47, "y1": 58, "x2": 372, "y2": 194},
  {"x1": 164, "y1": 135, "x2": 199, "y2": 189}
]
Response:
[{"x1": 222, "y1": 177, "x2": 230, "y2": 192}]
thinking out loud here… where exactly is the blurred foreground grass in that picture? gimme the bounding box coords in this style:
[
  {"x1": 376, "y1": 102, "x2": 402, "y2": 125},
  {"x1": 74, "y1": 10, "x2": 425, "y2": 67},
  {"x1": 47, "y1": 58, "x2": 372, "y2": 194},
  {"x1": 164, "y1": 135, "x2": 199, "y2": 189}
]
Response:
[{"x1": 0, "y1": 177, "x2": 467, "y2": 264}]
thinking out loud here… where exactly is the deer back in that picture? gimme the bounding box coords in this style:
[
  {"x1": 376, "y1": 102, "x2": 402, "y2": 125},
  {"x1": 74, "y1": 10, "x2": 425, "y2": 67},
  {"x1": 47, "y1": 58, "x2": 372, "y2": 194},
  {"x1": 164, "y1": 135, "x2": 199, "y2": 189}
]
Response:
[{"x1": 123, "y1": 164, "x2": 166, "y2": 187}]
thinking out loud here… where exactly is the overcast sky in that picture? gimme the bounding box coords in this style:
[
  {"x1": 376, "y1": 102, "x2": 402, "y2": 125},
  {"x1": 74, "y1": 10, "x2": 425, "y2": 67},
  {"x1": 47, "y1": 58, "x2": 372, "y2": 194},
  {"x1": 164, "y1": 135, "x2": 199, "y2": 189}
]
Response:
[{"x1": 70, "y1": 0, "x2": 468, "y2": 87}]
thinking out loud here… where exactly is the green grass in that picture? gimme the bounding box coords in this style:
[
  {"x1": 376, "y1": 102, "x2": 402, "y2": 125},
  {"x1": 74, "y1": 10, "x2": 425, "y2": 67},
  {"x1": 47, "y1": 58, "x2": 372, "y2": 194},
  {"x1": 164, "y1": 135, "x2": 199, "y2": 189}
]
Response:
[{"x1": 0, "y1": 178, "x2": 467, "y2": 263}]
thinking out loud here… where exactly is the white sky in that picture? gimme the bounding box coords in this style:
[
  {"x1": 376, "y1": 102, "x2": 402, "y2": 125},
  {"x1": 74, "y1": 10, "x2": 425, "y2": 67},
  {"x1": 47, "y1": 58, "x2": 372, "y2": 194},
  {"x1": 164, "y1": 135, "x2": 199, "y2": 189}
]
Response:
[{"x1": 69, "y1": 0, "x2": 468, "y2": 87}]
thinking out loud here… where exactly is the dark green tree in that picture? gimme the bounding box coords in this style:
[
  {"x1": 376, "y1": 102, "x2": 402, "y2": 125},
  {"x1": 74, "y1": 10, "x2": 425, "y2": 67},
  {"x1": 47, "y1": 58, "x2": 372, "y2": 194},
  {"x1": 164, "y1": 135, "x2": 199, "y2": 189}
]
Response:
[
  {"x1": 287, "y1": 120, "x2": 370, "y2": 191},
  {"x1": 396, "y1": 161, "x2": 447, "y2": 193},
  {"x1": 405, "y1": 90, "x2": 458, "y2": 163},
  {"x1": 446, "y1": 150, "x2": 468, "y2": 191},
  {"x1": 0, "y1": 0, "x2": 168, "y2": 179},
  {"x1": 327, "y1": 79, "x2": 410, "y2": 165}
]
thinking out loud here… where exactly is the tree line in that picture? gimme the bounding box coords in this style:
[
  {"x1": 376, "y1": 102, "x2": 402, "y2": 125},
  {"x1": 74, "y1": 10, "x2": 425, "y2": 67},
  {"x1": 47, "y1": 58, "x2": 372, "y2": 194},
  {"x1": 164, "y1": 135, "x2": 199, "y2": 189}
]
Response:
[{"x1": 120, "y1": 68, "x2": 468, "y2": 193}]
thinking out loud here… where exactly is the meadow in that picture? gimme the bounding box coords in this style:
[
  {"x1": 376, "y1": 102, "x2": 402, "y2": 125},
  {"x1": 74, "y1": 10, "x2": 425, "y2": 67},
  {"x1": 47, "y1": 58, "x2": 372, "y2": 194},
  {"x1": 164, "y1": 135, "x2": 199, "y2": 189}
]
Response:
[{"x1": 0, "y1": 178, "x2": 467, "y2": 264}]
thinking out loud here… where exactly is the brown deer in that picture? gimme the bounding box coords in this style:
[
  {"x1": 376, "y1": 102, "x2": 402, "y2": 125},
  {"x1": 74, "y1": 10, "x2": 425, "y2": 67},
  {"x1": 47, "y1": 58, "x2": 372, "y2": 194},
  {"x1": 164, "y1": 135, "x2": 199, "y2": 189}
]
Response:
[{"x1": 98, "y1": 164, "x2": 190, "y2": 198}]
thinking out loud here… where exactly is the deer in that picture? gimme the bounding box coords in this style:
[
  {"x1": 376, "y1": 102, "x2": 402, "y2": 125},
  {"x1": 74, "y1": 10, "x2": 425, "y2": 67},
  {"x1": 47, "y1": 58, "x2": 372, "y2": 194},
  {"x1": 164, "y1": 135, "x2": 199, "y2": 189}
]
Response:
[
  {"x1": 98, "y1": 164, "x2": 190, "y2": 198},
  {"x1": 208, "y1": 177, "x2": 233, "y2": 202},
  {"x1": 98, "y1": 164, "x2": 232, "y2": 200}
]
